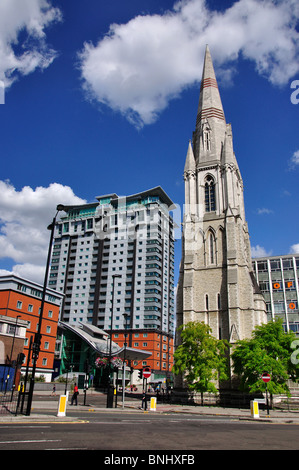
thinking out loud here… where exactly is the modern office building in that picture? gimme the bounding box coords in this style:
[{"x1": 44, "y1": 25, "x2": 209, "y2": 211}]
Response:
[
  {"x1": 252, "y1": 254, "x2": 299, "y2": 334},
  {"x1": 0, "y1": 274, "x2": 64, "y2": 382},
  {"x1": 48, "y1": 187, "x2": 175, "y2": 380}
]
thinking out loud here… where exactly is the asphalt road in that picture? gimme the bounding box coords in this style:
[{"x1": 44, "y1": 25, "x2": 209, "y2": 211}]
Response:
[{"x1": 0, "y1": 411, "x2": 298, "y2": 451}]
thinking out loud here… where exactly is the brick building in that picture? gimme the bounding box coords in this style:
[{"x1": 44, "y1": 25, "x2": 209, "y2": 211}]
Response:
[{"x1": 0, "y1": 275, "x2": 64, "y2": 382}]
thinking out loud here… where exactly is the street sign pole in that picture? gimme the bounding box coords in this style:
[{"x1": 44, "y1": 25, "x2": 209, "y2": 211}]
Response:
[
  {"x1": 261, "y1": 373, "x2": 271, "y2": 416},
  {"x1": 142, "y1": 368, "x2": 151, "y2": 411},
  {"x1": 266, "y1": 383, "x2": 270, "y2": 416}
]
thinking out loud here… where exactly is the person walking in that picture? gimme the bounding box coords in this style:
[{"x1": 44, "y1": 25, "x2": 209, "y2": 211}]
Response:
[{"x1": 71, "y1": 383, "x2": 79, "y2": 405}]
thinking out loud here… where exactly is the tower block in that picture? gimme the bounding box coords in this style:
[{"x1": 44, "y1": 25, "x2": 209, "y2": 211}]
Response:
[{"x1": 176, "y1": 47, "x2": 266, "y2": 387}]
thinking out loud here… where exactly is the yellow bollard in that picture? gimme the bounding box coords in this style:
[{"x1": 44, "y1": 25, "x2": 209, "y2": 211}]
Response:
[
  {"x1": 150, "y1": 397, "x2": 157, "y2": 411},
  {"x1": 250, "y1": 400, "x2": 259, "y2": 418},
  {"x1": 57, "y1": 395, "x2": 67, "y2": 417}
]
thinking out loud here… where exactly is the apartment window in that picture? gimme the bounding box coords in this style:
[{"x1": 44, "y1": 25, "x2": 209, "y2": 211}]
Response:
[
  {"x1": 28, "y1": 304, "x2": 33, "y2": 312},
  {"x1": 17, "y1": 301, "x2": 22, "y2": 309},
  {"x1": 7, "y1": 325, "x2": 19, "y2": 335}
]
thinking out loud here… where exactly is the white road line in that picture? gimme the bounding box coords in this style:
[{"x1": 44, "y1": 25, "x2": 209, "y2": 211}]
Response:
[{"x1": 0, "y1": 439, "x2": 61, "y2": 444}]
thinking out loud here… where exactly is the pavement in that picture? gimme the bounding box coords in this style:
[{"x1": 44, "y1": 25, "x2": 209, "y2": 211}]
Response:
[{"x1": 1, "y1": 391, "x2": 299, "y2": 424}]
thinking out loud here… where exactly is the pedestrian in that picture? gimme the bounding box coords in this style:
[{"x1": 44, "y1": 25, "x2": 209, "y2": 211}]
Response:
[
  {"x1": 51, "y1": 384, "x2": 56, "y2": 396},
  {"x1": 141, "y1": 390, "x2": 147, "y2": 410},
  {"x1": 71, "y1": 383, "x2": 79, "y2": 405}
]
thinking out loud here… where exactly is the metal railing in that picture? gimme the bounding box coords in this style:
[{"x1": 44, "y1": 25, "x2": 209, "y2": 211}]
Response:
[
  {"x1": 0, "y1": 392, "x2": 19, "y2": 415},
  {"x1": 0, "y1": 390, "x2": 30, "y2": 416}
]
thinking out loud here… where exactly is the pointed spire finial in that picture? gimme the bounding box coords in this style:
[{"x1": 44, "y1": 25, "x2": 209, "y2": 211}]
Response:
[
  {"x1": 192, "y1": 45, "x2": 226, "y2": 164},
  {"x1": 184, "y1": 140, "x2": 196, "y2": 173},
  {"x1": 197, "y1": 45, "x2": 225, "y2": 123}
]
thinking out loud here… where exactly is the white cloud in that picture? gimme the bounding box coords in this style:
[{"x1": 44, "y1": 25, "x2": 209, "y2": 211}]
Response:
[
  {"x1": 0, "y1": 181, "x2": 86, "y2": 284},
  {"x1": 257, "y1": 208, "x2": 273, "y2": 215},
  {"x1": 290, "y1": 243, "x2": 299, "y2": 254},
  {"x1": 78, "y1": 0, "x2": 299, "y2": 127},
  {"x1": 0, "y1": 0, "x2": 62, "y2": 88},
  {"x1": 288, "y1": 150, "x2": 299, "y2": 170},
  {"x1": 251, "y1": 244, "x2": 272, "y2": 258}
]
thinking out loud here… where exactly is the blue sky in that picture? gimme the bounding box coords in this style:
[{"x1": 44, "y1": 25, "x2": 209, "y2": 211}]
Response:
[{"x1": 0, "y1": 0, "x2": 298, "y2": 285}]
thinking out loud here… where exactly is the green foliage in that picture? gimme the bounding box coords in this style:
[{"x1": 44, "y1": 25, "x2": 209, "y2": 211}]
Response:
[
  {"x1": 232, "y1": 318, "x2": 299, "y2": 396},
  {"x1": 173, "y1": 321, "x2": 230, "y2": 395}
]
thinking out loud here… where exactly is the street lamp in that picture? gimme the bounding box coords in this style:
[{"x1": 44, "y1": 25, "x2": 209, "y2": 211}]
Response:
[
  {"x1": 26, "y1": 204, "x2": 66, "y2": 416},
  {"x1": 106, "y1": 274, "x2": 121, "y2": 408},
  {"x1": 122, "y1": 313, "x2": 129, "y2": 409}
]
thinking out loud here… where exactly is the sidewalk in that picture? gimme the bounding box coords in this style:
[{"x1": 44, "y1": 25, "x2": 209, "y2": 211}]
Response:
[{"x1": 1, "y1": 394, "x2": 299, "y2": 424}]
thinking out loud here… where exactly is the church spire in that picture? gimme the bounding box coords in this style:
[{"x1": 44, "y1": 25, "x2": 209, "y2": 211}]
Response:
[
  {"x1": 193, "y1": 45, "x2": 226, "y2": 165},
  {"x1": 184, "y1": 140, "x2": 196, "y2": 173}
]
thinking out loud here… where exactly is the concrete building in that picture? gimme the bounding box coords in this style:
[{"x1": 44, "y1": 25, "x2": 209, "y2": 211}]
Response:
[
  {"x1": 176, "y1": 45, "x2": 267, "y2": 388},
  {"x1": 0, "y1": 275, "x2": 64, "y2": 382},
  {"x1": 49, "y1": 187, "x2": 175, "y2": 382},
  {"x1": 252, "y1": 254, "x2": 299, "y2": 334}
]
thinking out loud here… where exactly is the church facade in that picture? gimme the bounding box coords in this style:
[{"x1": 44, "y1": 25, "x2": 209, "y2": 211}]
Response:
[{"x1": 176, "y1": 47, "x2": 267, "y2": 383}]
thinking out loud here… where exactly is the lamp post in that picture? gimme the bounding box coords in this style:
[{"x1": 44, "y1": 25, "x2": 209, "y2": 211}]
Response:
[
  {"x1": 106, "y1": 274, "x2": 121, "y2": 408},
  {"x1": 122, "y1": 313, "x2": 129, "y2": 409},
  {"x1": 26, "y1": 204, "x2": 65, "y2": 416}
]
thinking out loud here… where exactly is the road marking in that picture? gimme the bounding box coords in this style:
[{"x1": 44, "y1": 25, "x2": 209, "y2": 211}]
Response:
[
  {"x1": 0, "y1": 425, "x2": 51, "y2": 429},
  {"x1": 0, "y1": 439, "x2": 61, "y2": 444}
]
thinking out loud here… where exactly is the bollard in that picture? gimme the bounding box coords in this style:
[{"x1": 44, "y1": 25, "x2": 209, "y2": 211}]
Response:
[
  {"x1": 250, "y1": 400, "x2": 259, "y2": 419},
  {"x1": 57, "y1": 394, "x2": 67, "y2": 417},
  {"x1": 150, "y1": 396, "x2": 157, "y2": 411}
]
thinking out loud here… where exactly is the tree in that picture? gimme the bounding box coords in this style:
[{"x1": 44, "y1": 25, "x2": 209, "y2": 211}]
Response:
[
  {"x1": 232, "y1": 318, "x2": 299, "y2": 398},
  {"x1": 173, "y1": 321, "x2": 230, "y2": 404}
]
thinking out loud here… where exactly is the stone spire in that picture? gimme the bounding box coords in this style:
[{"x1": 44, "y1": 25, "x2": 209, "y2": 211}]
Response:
[
  {"x1": 184, "y1": 140, "x2": 196, "y2": 173},
  {"x1": 193, "y1": 45, "x2": 226, "y2": 165}
]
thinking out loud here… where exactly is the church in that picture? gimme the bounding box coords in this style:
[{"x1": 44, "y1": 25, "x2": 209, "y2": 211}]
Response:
[{"x1": 175, "y1": 46, "x2": 267, "y2": 386}]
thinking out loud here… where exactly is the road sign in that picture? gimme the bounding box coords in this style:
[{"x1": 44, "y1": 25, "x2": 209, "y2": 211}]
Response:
[
  {"x1": 261, "y1": 373, "x2": 271, "y2": 383},
  {"x1": 143, "y1": 367, "x2": 151, "y2": 379}
]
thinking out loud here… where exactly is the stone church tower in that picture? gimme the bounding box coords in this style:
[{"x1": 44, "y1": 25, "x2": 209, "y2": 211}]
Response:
[{"x1": 176, "y1": 46, "x2": 266, "y2": 372}]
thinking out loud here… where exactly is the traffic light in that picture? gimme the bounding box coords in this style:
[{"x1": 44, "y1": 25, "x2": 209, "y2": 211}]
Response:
[
  {"x1": 17, "y1": 353, "x2": 25, "y2": 366},
  {"x1": 138, "y1": 369, "x2": 143, "y2": 379}
]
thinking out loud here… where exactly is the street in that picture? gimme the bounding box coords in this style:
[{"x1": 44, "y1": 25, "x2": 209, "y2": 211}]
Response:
[{"x1": 0, "y1": 410, "x2": 298, "y2": 451}]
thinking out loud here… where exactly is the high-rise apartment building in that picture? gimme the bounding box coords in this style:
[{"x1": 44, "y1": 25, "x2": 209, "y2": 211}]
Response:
[
  {"x1": 252, "y1": 254, "x2": 299, "y2": 334},
  {"x1": 48, "y1": 187, "x2": 175, "y2": 377}
]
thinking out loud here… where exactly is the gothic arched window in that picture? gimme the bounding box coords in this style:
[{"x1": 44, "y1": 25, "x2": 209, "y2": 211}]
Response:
[{"x1": 205, "y1": 175, "x2": 216, "y2": 212}]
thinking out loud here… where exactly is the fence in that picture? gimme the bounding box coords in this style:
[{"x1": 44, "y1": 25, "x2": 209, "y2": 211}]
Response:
[
  {"x1": 0, "y1": 392, "x2": 19, "y2": 416},
  {"x1": 0, "y1": 390, "x2": 31, "y2": 416}
]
